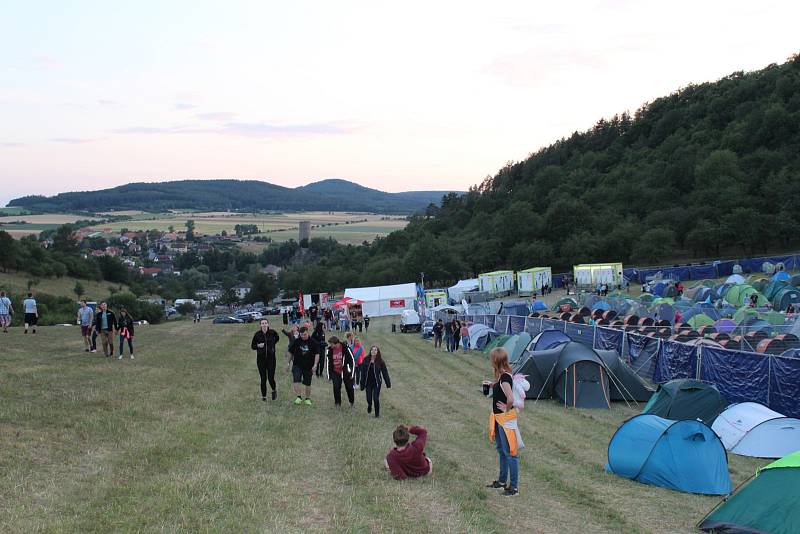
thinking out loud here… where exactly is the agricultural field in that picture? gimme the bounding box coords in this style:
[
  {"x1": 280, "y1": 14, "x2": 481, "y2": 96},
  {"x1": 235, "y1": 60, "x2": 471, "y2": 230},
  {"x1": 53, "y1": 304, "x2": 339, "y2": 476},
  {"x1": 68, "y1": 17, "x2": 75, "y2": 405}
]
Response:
[
  {"x1": 0, "y1": 317, "x2": 765, "y2": 533},
  {"x1": 0, "y1": 210, "x2": 407, "y2": 244}
]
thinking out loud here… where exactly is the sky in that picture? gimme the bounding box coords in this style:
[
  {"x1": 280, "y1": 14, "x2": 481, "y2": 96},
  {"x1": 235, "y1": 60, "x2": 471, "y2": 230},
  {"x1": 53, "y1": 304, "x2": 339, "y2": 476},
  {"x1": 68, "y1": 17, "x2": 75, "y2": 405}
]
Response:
[{"x1": 1, "y1": 1, "x2": 798, "y2": 205}]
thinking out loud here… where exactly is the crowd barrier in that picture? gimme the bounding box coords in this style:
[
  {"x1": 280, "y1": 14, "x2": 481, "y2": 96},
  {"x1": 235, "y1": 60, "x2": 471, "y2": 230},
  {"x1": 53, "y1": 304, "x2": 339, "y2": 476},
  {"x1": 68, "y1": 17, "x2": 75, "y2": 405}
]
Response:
[{"x1": 439, "y1": 312, "x2": 800, "y2": 418}]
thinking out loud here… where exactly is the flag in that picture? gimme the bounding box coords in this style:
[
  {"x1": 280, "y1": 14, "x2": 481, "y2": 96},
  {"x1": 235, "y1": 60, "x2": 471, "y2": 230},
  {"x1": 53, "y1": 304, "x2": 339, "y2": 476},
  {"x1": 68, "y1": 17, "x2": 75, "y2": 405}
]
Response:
[{"x1": 298, "y1": 291, "x2": 305, "y2": 316}]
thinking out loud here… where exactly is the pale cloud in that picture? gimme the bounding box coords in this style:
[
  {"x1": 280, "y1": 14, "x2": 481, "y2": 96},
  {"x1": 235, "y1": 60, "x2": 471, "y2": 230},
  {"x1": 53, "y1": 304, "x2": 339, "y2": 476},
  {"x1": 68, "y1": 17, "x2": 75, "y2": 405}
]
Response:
[
  {"x1": 173, "y1": 102, "x2": 196, "y2": 110},
  {"x1": 487, "y1": 49, "x2": 609, "y2": 87},
  {"x1": 196, "y1": 112, "x2": 236, "y2": 121},
  {"x1": 51, "y1": 137, "x2": 98, "y2": 144},
  {"x1": 97, "y1": 99, "x2": 122, "y2": 107},
  {"x1": 31, "y1": 55, "x2": 61, "y2": 69},
  {"x1": 112, "y1": 120, "x2": 356, "y2": 138},
  {"x1": 1, "y1": 142, "x2": 25, "y2": 148}
]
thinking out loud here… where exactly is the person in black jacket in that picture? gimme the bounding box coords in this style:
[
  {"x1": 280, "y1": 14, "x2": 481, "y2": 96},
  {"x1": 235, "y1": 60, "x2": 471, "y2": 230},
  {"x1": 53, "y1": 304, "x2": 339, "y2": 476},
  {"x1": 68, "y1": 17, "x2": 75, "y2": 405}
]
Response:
[
  {"x1": 433, "y1": 319, "x2": 444, "y2": 351},
  {"x1": 311, "y1": 320, "x2": 327, "y2": 377},
  {"x1": 94, "y1": 302, "x2": 117, "y2": 357},
  {"x1": 251, "y1": 318, "x2": 280, "y2": 401},
  {"x1": 117, "y1": 308, "x2": 136, "y2": 360},
  {"x1": 325, "y1": 336, "x2": 356, "y2": 407},
  {"x1": 360, "y1": 345, "x2": 391, "y2": 418},
  {"x1": 287, "y1": 327, "x2": 321, "y2": 405}
]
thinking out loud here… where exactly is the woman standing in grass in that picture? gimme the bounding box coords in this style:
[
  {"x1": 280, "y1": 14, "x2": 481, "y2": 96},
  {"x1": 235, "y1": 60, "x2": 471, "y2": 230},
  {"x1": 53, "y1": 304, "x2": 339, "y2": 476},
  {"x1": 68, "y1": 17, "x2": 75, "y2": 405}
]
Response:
[
  {"x1": 483, "y1": 347, "x2": 521, "y2": 497},
  {"x1": 252, "y1": 318, "x2": 280, "y2": 401},
  {"x1": 360, "y1": 345, "x2": 391, "y2": 418},
  {"x1": 325, "y1": 336, "x2": 355, "y2": 407},
  {"x1": 117, "y1": 308, "x2": 136, "y2": 360},
  {"x1": 460, "y1": 321, "x2": 470, "y2": 353}
]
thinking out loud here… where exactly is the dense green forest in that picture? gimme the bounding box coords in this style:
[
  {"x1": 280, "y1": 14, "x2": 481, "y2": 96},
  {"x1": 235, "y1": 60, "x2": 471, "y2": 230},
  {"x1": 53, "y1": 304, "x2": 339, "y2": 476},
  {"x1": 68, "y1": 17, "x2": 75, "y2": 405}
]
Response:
[
  {"x1": 277, "y1": 55, "x2": 800, "y2": 292},
  {"x1": 8, "y1": 179, "x2": 455, "y2": 215}
]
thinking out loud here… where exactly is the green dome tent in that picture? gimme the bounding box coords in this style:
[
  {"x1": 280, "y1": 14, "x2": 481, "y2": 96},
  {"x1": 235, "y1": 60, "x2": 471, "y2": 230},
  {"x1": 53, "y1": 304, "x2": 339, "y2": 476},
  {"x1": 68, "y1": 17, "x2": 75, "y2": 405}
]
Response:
[
  {"x1": 699, "y1": 450, "x2": 800, "y2": 534},
  {"x1": 483, "y1": 334, "x2": 510, "y2": 354},
  {"x1": 641, "y1": 379, "x2": 727, "y2": 425},
  {"x1": 501, "y1": 332, "x2": 532, "y2": 364},
  {"x1": 687, "y1": 314, "x2": 715, "y2": 329},
  {"x1": 772, "y1": 286, "x2": 800, "y2": 312},
  {"x1": 552, "y1": 297, "x2": 578, "y2": 312},
  {"x1": 733, "y1": 307, "x2": 761, "y2": 325}
]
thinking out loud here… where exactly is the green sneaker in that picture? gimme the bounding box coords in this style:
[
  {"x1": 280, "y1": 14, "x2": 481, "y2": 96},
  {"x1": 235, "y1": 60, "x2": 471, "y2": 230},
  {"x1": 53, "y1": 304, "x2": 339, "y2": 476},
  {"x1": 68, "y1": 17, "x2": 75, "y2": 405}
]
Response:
[
  {"x1": 294, "y1": 396, "x2": 303, "y2": 405},
  {"x1": 303, "y1": 398, "x2": 312, "y2": 406}
]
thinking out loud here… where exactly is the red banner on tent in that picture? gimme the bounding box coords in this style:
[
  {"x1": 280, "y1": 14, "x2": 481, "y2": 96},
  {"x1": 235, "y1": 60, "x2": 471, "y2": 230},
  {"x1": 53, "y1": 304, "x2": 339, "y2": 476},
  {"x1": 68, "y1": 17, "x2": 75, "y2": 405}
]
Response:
[
  {"x1": 389, "y1": 299, "x2": 405, "y2": 308},
  {"x1": 298, "y1": 291, "x2": 305, "y2": 316}
]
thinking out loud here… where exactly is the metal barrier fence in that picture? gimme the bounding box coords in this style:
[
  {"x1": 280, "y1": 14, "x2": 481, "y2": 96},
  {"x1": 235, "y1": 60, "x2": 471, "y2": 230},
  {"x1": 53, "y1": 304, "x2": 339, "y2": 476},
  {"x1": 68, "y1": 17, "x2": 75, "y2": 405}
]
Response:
[{"x1": 436, "y1": 312, "x2": 800, "y2": 418}]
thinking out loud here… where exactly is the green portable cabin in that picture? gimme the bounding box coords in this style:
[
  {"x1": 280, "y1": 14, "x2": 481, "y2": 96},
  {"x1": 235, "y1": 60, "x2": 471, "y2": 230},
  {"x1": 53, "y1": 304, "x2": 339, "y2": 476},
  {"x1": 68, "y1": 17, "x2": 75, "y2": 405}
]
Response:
[
  {"x1": 517, "y1": 267, "x2": 552, "y2": 296},
  {"x1": 424, "y1": 290, "x2": 448, "y2": 308},
  {"x1": 478, "y1": 270, "x2": 515, "y2": 296},
  {"x1": 699, "y1": 450, "x2": 800, "y2": 534},
  {"x1": 573, "y1": 263, "x2": 624, "y2": 288}
]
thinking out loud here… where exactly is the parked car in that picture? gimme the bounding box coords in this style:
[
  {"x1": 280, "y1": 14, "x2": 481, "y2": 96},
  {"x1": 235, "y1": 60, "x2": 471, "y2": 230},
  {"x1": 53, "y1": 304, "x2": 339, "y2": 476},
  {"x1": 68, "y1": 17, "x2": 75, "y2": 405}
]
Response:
[
  {"x1": 421, "y1": 320, "x2": 435, "y2": 339},
  {"x1": 261, "y1": 306, "x2": 281, "y2": 315},
  {"x1": 400, "y1": 309, "x2": 422, "y2": 333},
  {"x1": 213, "y1": 316, "x2": 245, "y2": 324}
]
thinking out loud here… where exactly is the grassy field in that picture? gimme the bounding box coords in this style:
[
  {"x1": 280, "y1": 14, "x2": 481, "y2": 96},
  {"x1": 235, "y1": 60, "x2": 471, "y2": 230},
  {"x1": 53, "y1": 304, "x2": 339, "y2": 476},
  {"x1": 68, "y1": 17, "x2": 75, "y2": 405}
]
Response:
[
  {"x1": 0, "y1": 270, "x2": 128, "y2": 301},
  {"x1": 0, "y1": 316, "x2": 766, "y2": 533}
]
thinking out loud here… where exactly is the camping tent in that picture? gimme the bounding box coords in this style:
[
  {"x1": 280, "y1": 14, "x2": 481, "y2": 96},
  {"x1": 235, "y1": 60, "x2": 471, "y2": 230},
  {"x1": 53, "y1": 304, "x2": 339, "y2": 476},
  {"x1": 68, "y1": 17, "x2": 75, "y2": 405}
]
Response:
[
  {"x1": 529, "y1": 329, "x2": 570, "y2": 351},
  {"x1": 699, "y1": 450, "x2": 800, "y2": 533},
  {"x1": 641, "y1": 379, "x2": 727, "y2": 424},
  {"x1": 513, "y1": 342, "x2": 611, "y2": 409},
  {"x1": 726, "y1": 274, "x2": 745, "y2": 284},
  {"x1": 499, "y1": 301, "x2": 529, "y2": 316},
  {"x1": 467, "y1": 324, "x2": 498, "y2": 350},
  {"x1": 772, "y1": 286, "x2": 800, "y2": 311},
  {"x1": 448, "y1": 279, "x2": 479, "y2": 303},
  {"x1": 532, "y1": 300, "x2": 548, "y2": 311},
  {"x1": 711, "y1": 402, "x2": 800, "y2": 458},
  {"x1": 344, "y1": 283, "x2": 417, "y2": 317},
  {"x1": 595, "y1": 350, "x2": 654, "y2": 402},
  {"x1": 502, "y1": 333, "x2": 532, "y2": 364},
  {"x1": 483, "y1": 335, "x2": 509, "y2": 353},
  {"x1": 773, "y1": 271, "x2": 791, "y2": 282},
  {"x1": 606, "y1": 415, "x2": 732, "y2": 495}
]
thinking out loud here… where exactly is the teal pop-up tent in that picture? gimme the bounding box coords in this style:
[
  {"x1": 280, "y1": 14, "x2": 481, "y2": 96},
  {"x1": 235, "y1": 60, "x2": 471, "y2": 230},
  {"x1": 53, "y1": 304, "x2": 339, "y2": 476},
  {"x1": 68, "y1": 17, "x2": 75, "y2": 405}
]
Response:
[{"x1": 606, "y1": 414, "x2": 732, "y2": 495}]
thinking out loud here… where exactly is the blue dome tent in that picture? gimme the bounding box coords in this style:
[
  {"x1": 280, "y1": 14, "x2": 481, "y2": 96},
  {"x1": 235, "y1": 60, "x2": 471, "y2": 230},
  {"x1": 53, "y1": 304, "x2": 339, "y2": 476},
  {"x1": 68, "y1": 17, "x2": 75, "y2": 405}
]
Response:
[
  {"x1": 773, "y1": 271, "x2": 791, "y2": 282},
  {"x1": 606, "y1": 414, "x2": 732, "y2": 495}
]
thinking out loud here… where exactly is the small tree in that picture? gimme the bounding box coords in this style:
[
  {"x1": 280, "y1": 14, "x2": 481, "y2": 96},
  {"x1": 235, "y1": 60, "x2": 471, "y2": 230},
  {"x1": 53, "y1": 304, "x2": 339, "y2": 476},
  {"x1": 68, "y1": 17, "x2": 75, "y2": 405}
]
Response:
[{"x1": 73, "y1": 281, "x2": 85, "y2": 299}]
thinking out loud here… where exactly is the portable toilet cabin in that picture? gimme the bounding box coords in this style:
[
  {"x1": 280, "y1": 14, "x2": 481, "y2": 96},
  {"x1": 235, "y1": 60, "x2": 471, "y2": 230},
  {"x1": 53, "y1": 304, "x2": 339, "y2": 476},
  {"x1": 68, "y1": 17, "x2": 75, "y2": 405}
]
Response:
[
  {"x1": 424, "y1": 290, "x2": 448, "y2": 308},
  {"x1": 573, "y1": 263, "x2": 624, "y2": 288},
  {"x1": 517, "y1": 267, "x2": 552, "y2": 296},
  {"x1": 478, "y1": 270, "x2": 515, "y2": 297}
]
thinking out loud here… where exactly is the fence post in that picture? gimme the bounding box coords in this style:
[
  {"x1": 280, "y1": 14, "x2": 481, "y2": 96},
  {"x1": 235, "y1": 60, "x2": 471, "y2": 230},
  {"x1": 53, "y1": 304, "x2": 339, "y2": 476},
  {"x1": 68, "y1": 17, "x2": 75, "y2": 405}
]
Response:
[
  {"x1": 767, "y1": 356, "x2": 772, "y2": 407},
  {"x1": 592, "y1": 325, "x2": 597, "y2": 349},
  {"x1": 695, "y1": 345, "x2": 702, "y2": 380}
]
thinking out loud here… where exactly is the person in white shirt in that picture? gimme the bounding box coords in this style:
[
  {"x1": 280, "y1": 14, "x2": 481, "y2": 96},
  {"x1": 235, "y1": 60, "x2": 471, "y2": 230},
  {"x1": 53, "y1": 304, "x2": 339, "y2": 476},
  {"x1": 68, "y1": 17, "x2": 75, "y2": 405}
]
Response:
[
  {"x1": 23, "y1": 292, "x2": 38, "y2": 334},
  {"x1": 0, "y1": 291, "x2": 13, "y2": 333}
]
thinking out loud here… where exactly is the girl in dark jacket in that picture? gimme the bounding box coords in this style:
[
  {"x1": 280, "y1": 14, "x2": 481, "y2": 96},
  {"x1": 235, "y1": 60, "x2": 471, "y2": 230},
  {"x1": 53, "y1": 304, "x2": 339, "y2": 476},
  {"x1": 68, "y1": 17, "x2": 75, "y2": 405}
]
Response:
[
  {"x1": 360, "y1": 345, "x2": 391, "y2": 418},
  {"x1": 252, "y1": 319, "x2": 280, "y2": 400},
  {"x1": 452, "y1": 320, "x2": 461, "y2": 353},
  {"x1": 117, "y1": 308, "x2": 135, "y2": 360},
  {"x1": 325, "y1": 336, "x2": 356, "y2": 407}
]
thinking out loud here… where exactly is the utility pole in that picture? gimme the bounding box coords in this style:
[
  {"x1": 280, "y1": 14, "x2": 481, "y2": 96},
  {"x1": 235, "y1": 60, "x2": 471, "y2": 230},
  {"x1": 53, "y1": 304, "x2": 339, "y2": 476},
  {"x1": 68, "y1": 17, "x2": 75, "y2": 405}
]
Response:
[{"x1": 420, "y1": 272, "x2": 425, "y2": 289}]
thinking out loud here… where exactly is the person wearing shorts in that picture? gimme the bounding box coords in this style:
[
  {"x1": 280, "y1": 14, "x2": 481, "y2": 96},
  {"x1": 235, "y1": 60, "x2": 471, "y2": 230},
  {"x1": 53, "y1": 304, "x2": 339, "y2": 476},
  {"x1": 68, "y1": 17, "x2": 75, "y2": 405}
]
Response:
[
  {"x1": 0, "y1": 291, "x2": 12, "y2": 333},
  {"x1": 23, "y1": 293, "x2": 38, "y2": 334},
  {"x1": 287, "y1": 326, "x2": 320, "y2": 406},
  {"x1": 77, "y1": 300, "x2": 94, "y2": 352}
]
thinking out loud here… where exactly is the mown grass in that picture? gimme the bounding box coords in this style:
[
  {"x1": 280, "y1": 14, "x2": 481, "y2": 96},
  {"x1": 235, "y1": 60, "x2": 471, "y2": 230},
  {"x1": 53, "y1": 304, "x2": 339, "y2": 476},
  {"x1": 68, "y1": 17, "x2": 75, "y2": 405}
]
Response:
[
  {"x1": 0, "y1": 318, "x2": 766, "y2": 533},
  {"x1": 0, "y1": 270, "x2": 128, "y2": 302}
]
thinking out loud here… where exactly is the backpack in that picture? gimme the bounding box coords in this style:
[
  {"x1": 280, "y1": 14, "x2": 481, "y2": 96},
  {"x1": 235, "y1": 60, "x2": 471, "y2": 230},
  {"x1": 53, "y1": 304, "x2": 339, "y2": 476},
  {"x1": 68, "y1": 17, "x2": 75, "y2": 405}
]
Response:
[{"x1": 511, "y1": 373, "x2": 530, "y2": 411}]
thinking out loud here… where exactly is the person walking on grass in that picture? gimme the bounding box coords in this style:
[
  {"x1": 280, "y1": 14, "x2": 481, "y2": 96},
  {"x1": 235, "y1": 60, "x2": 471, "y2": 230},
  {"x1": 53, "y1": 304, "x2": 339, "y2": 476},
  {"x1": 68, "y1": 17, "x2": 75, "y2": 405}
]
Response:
[
  {"x1": 352, "y1": 336, "x2": 366, "y2": 384},
  {"x1": 94, "y1": 302, "x2": 117, "y2": 357},
  {"x1": 325, "y1": 336, "x2": 356, "y2": 408},
  {"x1": 77, "y1": 300, "x2": 94, "y2": 352},
  {"x1": 312, "y1": 320, "x2": 327, "y2": 378},
  {"x1": 0, "y1": 291, "x2": 13, "y2": 333},
  {"x1": 363, "y1": 315, "x2": 370, "y2": 333},
  {"x1": 433, "y1": 319, "x2": 444, "y2": 351},
  {"x1": 360, "y1": 345, "x2": 391, "y2": 418},
  {"x1": 117, "y1": 308, "x2": 135, "y2": 360},
  {"x1": 460, "y1": 321, "x2": 470, "y2": 353},
  {"x1": 252, "y1": 318, "x2": 280, "y2": 401},
  {"x1": 452, "y1": 320, "x2": 461, "y2": 353},
  {"x1": 287, "y1": 326, "x2": 320, "y2": 405},
  {"x1": 385, "y1": 425, "x2": 432, "y2": 480},
  {"x1": 444, "y1": 320, "x2": 453, "y2": 352},
  {"x1": 483, "y1": 347, "x2": 522, "y2": 497},
  {"x1": 23, "y1": 292, "x2": 38, "y2": 334}
]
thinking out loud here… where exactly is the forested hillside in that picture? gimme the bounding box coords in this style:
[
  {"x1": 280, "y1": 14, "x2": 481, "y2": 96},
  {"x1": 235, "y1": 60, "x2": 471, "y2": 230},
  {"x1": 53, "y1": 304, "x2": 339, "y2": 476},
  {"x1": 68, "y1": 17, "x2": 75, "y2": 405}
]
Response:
[
  {"x1": 278, "y1": 54, "x2": 800, "y2": 291},
  {"x1": 8, "y1": 179, "x2": 455, "y2": 215}
]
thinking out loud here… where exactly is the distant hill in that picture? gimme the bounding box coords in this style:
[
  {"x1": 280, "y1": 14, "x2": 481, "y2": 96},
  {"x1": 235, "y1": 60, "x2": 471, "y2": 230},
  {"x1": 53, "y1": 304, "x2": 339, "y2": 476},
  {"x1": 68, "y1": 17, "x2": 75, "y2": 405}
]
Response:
[{"x1": 8, "y1": 179, "x2": 458, "y2": 215}]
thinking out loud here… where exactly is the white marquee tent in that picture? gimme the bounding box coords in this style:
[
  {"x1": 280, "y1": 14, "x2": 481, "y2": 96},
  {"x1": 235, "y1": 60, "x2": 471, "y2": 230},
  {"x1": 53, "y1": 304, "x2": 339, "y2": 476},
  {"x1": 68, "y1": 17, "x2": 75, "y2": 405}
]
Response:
[
  {"x1": 448, "y1": 279, "x2": 479, "y2": 302},
  {"x1": 711, "y1": 402, "x2": 800, "y2": 458},
  {"x1": 344, "y1": 283, "x2": 417, "y2": 317}
]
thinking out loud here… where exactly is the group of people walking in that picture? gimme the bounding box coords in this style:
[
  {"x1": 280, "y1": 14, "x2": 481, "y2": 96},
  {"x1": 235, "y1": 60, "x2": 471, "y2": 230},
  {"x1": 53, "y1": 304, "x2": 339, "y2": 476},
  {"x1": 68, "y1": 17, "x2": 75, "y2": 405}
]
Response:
[
  {"x1": 0, "y1": 291, "x2": 40, "y2": 334},
  {"x1": 432, "y1": 318, "x2": 470, "y2": 353},
  {"x1": 250, "y1": 318, "x2": 389, "y2": 416},
  {"x1": 77, "y1": 300, "x2": 136, "y2": 359}
]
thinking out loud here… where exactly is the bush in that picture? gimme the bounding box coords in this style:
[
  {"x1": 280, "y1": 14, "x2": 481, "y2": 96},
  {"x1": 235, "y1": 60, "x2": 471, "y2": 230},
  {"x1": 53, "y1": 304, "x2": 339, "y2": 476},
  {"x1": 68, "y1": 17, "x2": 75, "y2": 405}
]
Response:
[{"x1": 106, "y1": 292, "x2": 164, "y2": 324}]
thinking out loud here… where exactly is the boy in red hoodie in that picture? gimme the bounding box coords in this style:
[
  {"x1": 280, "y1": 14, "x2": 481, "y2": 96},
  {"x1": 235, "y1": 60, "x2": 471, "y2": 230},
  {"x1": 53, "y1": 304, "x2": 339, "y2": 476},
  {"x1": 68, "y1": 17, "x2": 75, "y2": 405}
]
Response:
[{"x1": 385, "y1": 425, "x2": 432, "y2": 480}]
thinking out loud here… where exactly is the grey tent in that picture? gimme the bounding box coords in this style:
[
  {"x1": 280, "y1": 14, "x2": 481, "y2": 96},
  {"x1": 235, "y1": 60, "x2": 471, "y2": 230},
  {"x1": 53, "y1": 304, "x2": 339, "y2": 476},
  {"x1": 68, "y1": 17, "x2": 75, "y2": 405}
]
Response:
[
  {"x1": 502, "y1": 332, "x2": 532, "y2": 364},
  {"x1": 513, "y1": 342, "x2": 611, "y2": 409},
  {"x1": 468, "y1": 324, "x2": 498, "y2": 350},
  {"x1": 595, "y1": 350, "x2": 655, "y2": 403}
]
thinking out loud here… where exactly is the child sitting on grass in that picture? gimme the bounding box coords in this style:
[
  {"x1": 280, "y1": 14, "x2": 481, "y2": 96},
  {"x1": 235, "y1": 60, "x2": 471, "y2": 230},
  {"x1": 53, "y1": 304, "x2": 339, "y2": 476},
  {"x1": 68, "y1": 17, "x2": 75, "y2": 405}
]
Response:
[{"x1": 384, "y1": 425, "x2": 432, "y2": 480}]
